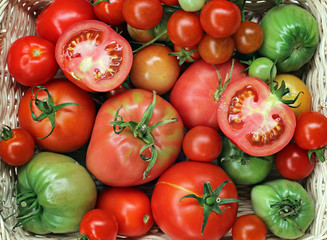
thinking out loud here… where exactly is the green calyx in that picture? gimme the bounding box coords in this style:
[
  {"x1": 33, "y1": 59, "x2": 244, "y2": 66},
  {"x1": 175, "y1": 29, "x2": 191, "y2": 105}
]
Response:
[
  {"x1": 180, "y1": 181, "x2": 242, "y2": 235},
  {"x1": 30, "y1": 86, "x2": 81, "y2": 140},
  {"x1": 213, "y1": 59, "x2": 235, "y2": 102},
  {"x1": 308, "y1": 147, "x2": 327, "y2": 163},
  {"x1": 0, "y1": 125, "x2": 13, "y2": 141},
  {"x1": 77, "y1": 234, "x2": 90, "y2": 240},
  {"x1": 110, "y1": 91, "x2": 178, "y2": 179},
  {"x1": 92, "y1": 0, "x2": 110, "y2": 6},
  {"x1": 169, "y1": 47, "x2": 198, "y2": 65}
]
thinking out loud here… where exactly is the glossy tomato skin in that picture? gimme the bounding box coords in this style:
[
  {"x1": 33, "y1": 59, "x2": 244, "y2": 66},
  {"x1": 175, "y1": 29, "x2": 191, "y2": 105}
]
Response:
[
  {"x1": 93, "y1": 0, "x2": 125, "y2": 26},
  {"x1": 18, "y1": 79, "x2": 96, "y2": 153},
  {"x1": 130, "y1": 44, "x2": 180, "y2": 95},
  {"x1": 170, "y1": 58, "x2": 248, "y2": 130},
  {"x1": 232, "y1": 214, "x2": 267, "y2": 240},
  {"x1": 217, "y1": 77, "x2": 296, "y2": 156},
  {"x1": 293, "y1": 111, "x2": 327, "y2": 150},
  {"x1": 79, "y1": 209, "x2": 118, "y2": 240},
  {"x1": 86, "y1": 89, "x2": 184, "y2": 186},
  {"x1": 151, "y1": 161, "x2": 239, "y2": 240},
  {"x1": 55, "y1": 20, "x2": 133, "y2": 92},
  {"x1": 35, "y1": 0, "x2": 96, "y2": 43},
  {"x1": 7, "y1": 36, "x2": 58, "y2": 86},
  {"x1": 97, "y1": 187, "x2": 154, "y2": 237},
  {"x1": 0, "y1": 128, "x2": 35, "y2": 166},
  {"x1": 275, "y1": 142, "x2": 315, "y2": 180}
]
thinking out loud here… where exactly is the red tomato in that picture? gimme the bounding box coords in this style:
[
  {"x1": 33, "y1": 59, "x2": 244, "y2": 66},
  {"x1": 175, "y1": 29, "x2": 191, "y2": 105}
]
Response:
[
  {"x1": 198, "y1": 34, "x2": 235, "y2": 64},
  {"x1": 275, "y1": 142, "x2": 315, "y2": 180},
  {"x1": 7, "y1": 36, "x2": 58, "y2": 86},
  {"x1": 232, "y1": 214, "x2": 267, "y2": 240},
  {"x1": 55, "y1": 20, "x2": 133, "y2": 92},
  {"x1": 79, "y1": 209, "x2": 118, "y2": 240},
  {"x1": 35, "y1": 0, "x2": 96, "y2": 43},
  {"x1": 18, "y1": 79, "x2": 96, "y2": 153},
  {"x1": 233, "y1": 20, "x2": 264, "y2": 54},
  {"x1": 123, "y1": 0, "x2": 163, "y2": 30},
  {"x1": 161, "y1": 0, "x2": 179, "y2": 5},
  {"x1": 130, "y1": 44, "x2": 180, "y2": 95},
  {"x1": 183, "y1": 126, "x2": 222, "y2": 162},
  {"x1": 93, "y1": 0, "x2": 125, "y2": 26},
  {"x1": 151, "y1": 161, "x2": 240, "y2": 240},
  {"x1": 86, "y1": 89, "x2": 184, "y2": 186},
  {"x1": 293, "y1": 111, "x2": 327, "y2": 150},
  {"x1": 0, "y1": 126, "x2": 35, "y2": 166},
  {"x1": 97, "y1": 187, "x2": 154, "y2": 237},
  {"x1": 167, "y1": 10, "x2": 203, "y2": 47},
  {"x1": 217, "y1": 77, "x2": 296, "y2": 156},
  {"x1": 170, "y1": 58, "x2": 248, "y2": 130},
  {"x1": 200, "y1": 0, "x2": 241, "y2": 38}
]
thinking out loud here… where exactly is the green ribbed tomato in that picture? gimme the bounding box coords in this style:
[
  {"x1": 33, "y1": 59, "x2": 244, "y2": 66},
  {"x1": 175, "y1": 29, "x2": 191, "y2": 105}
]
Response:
[
  {"x1": 16, "y1": 152, "x2": 97, "y2": 235},
  {"x1": 259, "y1": 4, "x2": 319, "y2": 72}
]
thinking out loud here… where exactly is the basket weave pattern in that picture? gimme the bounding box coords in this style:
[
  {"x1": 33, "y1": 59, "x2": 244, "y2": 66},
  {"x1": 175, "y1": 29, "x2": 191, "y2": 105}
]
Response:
[{"x1": 1, "y1": 0, "x2": 326, "y2": 239}]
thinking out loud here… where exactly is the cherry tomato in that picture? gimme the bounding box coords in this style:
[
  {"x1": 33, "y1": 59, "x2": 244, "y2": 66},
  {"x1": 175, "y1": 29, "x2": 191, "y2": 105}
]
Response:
[
  {"x1": 130, "y1": 44, "x2": 180, "y2": 95},
  {"x1": 123, "y1": 0, "x2": 163, "y2": 30},
  {"x1": 7, "y1": 36, "x2": 58, "y2": 86},
  {"x1": 200, "y1": 0, "x2": 241, "y2": 38},
  {"x1": 233, "y1": 21, "x2": 264, "y2": 54},
  {"x1": 232, "y1": 214, "x2": 267, "y2": 240},
  {"x1": 0, "y1": 126, "x2": 35, "y2": 166},
  {"x1": 248, "y1": 57, "x2": 277, "y2": 83},
  {"x1": 97, "y1": 187, "x2": 154, "y2": 237},
  {"x1": 274, "y1": 74, "x2": 312, "y2": 117},
  {"x1": 183, "y1": 126, "x2": 222, "y2": 162},
  {"x1": 55, "y1": 20, "x2": 133, "y2": 92},
  {"x1": 79, "y1": 209, "x2": 118, "y2": 240},
  {"x1": 160, "y1": 0, "x2": 179, "y2": 6},
  {"x1": 198, "y1": 34, "x2": 235, "y2": 64},
  {"x1": 35, "y1": 0, "x2": 96, "y2": 43},
  {"x1": 294, "y1": 111, "x2": 327, "y2": 150},
  {"x1": 179, "y1": 0, "x2": 205, "y2": 12},
  {"x1": 167, "y1": 10, "x2": 203, "y2": 47},
  {"x1": 275, "y1": 142, "x2": 315, "y2": 180},
  {"x1": 93, "y1": 0, "x2": 125, "y2": 26}
]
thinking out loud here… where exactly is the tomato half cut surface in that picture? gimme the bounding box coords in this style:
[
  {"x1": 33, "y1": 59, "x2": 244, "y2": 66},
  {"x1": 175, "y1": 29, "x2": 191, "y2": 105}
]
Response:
[
  {"x1": 217, "y1": 77, "x2": 295, "y2": 156},
  {"x1": 55, "y1": 20, "x2": 133, "y2": 92}
]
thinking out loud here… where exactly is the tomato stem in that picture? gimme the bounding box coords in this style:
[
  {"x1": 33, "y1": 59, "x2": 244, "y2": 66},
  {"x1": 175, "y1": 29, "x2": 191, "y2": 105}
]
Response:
[
  {"x1": 132, "y1": 30, "x2": 168, "y2": 54},
  {"x1": 0, "y1": 125, "x2": 12, "y2": 141}
]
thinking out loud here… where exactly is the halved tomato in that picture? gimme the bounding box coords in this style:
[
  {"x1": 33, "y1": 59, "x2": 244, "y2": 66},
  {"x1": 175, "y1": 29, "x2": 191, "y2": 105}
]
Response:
[
  {"x1": 217, "y1": 77, "x2": 295, "y2": 156},
  {"x1": 55, "y1": 20, "x2": 133, "y2": 92}
]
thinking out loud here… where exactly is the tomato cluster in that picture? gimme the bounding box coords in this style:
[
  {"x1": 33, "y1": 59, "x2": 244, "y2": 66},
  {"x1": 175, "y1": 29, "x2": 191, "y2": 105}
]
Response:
[{"x1": 2, "y1": 0, "x2": 326, "y2": 240}]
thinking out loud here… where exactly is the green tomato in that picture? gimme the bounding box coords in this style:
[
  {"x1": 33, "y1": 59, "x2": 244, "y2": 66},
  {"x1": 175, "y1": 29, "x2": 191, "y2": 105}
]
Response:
[
  {"x1": 217, "y1": 135, "x2": 273, "y2": 185},
  {"x1": 16, "y1": 152, "x2": 97, "y2": 234},
  {"x1": 259, "y1": 4, "x2": 319, "y2": 72},
  {"x1": 179, "y1": 0, "x2": 205, "y2": 12},
  {"x1": 248, "y1": 57, "x2": 277, "y2": 83},
  {"x1": 251, "y1": 179, "x2": 315, "y2": 239}
]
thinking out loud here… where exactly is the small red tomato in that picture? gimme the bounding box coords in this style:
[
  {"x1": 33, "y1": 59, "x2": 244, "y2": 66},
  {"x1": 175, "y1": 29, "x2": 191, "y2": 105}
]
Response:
[
  {"x1": 183, "y1": 126, "x2": 222, "y2": 162},
  {"x1": 232, "y1": 214, "x2": 267, "y2": 240},
  {"x1": 79, "y1": 209, "x2": 118, "y2": 240},
  {"x1": 93, "y1": 0, "x2": 125, "y2": 26},
  {"x1": 0, "y1": 126, "x2": 35, "y2": 166}
]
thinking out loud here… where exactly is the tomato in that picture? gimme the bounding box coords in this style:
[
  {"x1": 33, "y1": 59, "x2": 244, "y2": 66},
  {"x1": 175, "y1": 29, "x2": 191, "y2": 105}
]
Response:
[
  {"x1": 7, "y1": 36, "x2": 58, "y2": 86},
  {"x1": 248, "y1": 57, "x2": 277, "y2": 83},
  {"x1": 161, "y1": 0, "x2": 178, "y2": 6},
  {"x1": 233, "y1": 21, "x2": 264, "y2": 54},
  {"x1": 79, "y1": 209, "x2": 118, "y2": 240},
  {"x1": 217, "y1": 76, "x2": 296, "y2": 156},
  {"x1": 179, "y1": 0, "x2": 205, "y2": 12},
  {"x1": 232, "y1": 214, "x2": 267, "y2": 240},
  {"x1": 170, "y1": 58, "x2": 248, "y2": 130},
  {"x1": 55, "y1": 20, "x2": 133, "y2": 92},
  {"x1": 130, "y1": 44, "x2": 180, "y2": 95},
  {"x1": 200, "y1": 0, "x2": 241, "y2": 38},
  {"x1": 151, "y1": 161, "x2": 240, "y2": 240},
  {"x1": 182, "y1": 126, "x2": 222, "y2": 162},
  {"x1": 167, "y1": 10, "x2": 203, "y2": 48},
  {"x1": 0, "y1": 126, "x2": 35, "y2": 166},
  {"x1": 123, "y1": 0, "x2": 163, "y2": 30},
  {"x1": 294, "y1": 111, "x2": 327, "y2": 150},
  {"x1": 35, "y1": 0, "x2": 96, "y2": 43},
  {"x1": 93, "y1": 0, "x2": 125, "y2": 26},
  {"x1": 97, "y1": 187, "x2": 154, "y2": 237},
  {"x1": 275, "y1": 142, "x2": 315, "y2": 180},
  {"x1": 172, "y1": 45, "x2": 201, "y2": 65},
  {"x1": 86, "y1": 89, "x2": 184, "y2": 186},
  {"x1": 274, "y1": 74, "x2": 312, "y2": 117},
  {"x1": 198, "y1": 34, "x2": 235, "y2": 64},
  {"x1": 18, "y1": 79, "x2": 96, "y2": 153}
]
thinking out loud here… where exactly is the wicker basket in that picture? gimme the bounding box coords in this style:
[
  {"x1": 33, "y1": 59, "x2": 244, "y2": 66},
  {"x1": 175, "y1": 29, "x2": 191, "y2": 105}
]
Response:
[{"x1": 1, "y1": 0, "x2": 326, "y2": 239}]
